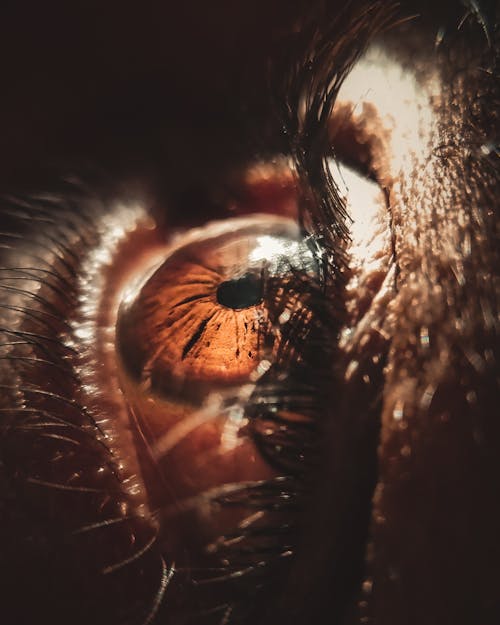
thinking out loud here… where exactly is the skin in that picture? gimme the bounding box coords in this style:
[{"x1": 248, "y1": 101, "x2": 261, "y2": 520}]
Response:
[{"x1": 0, "y1": 1, "x2": 498, "y2": 624}]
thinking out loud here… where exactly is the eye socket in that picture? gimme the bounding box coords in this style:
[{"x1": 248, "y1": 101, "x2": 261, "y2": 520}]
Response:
[
  {"x1": 87, "y1": 159, "x2": 386, "y2": 622},
  {"x1": 0, "y1": 179, "x2": 339, "y2": 624}
]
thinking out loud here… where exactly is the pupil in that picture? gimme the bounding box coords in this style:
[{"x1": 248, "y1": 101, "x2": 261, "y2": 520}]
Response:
[{"x1": 216, "y1": 273, "x2": 263, "y2": 309}]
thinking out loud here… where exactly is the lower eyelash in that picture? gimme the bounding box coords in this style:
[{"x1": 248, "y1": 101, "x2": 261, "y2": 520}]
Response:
[{"x1": 0, "y1": 187, "x2": 173, "y2": 625}]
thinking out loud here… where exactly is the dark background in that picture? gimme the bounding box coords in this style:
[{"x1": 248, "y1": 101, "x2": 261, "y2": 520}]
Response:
[
  {"x1": 0, "y1": 0, "x2": 311, "y2": 196},
  {"x1": 0, "y1": 1, "x2": 469, "y2": 195}
]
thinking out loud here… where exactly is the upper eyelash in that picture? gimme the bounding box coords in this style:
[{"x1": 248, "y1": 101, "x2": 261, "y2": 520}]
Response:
[{"x1": 271, "y1": 2, "x2": 398, "y2": 267}]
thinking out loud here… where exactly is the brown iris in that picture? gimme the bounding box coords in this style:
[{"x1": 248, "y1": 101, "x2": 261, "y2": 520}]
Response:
[{"x1": 117, "y1": 215, "x2": 315, "y2": 396}]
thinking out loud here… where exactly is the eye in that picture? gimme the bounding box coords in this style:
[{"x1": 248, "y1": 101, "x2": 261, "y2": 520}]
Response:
[
  {"x1": 113, "y1": 214, "x2": 319, "y2": 545},
  {"x1": 0, "y1": 4, "x2": 395, "y2": 616},
  {"x1": 85, "y1": 178, "x2": 349, "y2": 621}
]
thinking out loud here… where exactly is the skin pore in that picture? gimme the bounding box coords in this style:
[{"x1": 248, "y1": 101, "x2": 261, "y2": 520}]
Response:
[{"x1": 0, "y1": 2, "x2": 498, "y2": 625}]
